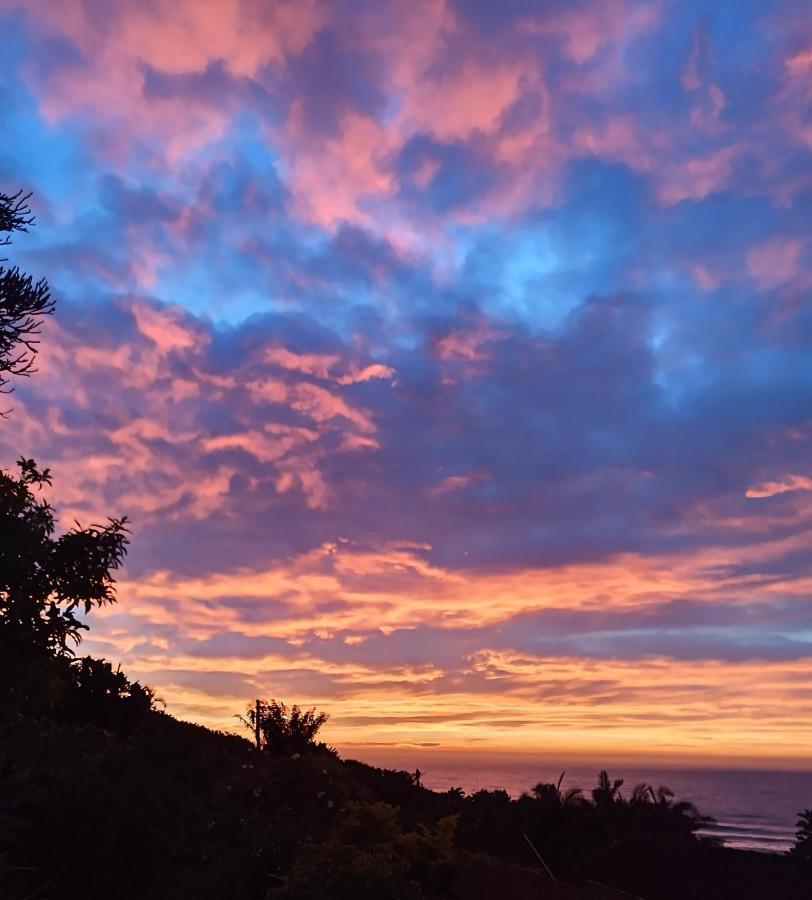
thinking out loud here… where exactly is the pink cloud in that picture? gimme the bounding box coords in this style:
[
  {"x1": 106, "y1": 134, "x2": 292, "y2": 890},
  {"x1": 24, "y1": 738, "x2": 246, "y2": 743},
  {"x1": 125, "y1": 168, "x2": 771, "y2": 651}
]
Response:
[
  {"x1": 689, "y1": 263, "x2": 722, "y2": 292},
  {"x1": 746, "y1": 474, "x2": 812, "y2": 499},
  {"x1": 520, "y1": 0, "x2": 661, "y2": 66},
  {"x1": 8, "y1": 0, "x2": 324, "y2": 78},
  {"x1": 275, "y1": 462, "x2": 330, "y2": 510},
  {"x1": 786, "y1": 48, "x2": 812, "y2": 80},
  {"x1": 264, "y1": 350, "x2": 394, "y2": 386},
  {"x1": 290, "y1": 382, "x2": 376, "y2": 433},
  {"x1": 202, "y1": 426, "x2": 317, "y2": 465},
  {"x1": 436, "y1": 324, "x2": 504, "y2": 363},
  {"x1": 746, "y1": 238, "x2": 803, "y2": 289},
  {"x1": 337, "y1": 363, "x2": 396, "y2": 385},
  {"x1": 3, "y1": 0, "x2": 754, "y2": 233},
  {"x1": 682, "y1": 23, "x2": 726, "y2": 130},
  {"x1": 265, "y1": 347, "x2": 340, "y2": 379},
  {"x1": 9, "y1": 0, "x2": 658, "y2": 230},
  {"x1": 572, "y1": 114, "x2": 656, "y2": 172},
  {"x1": 133, "y1": 302, "x2": 207, "y2": 354},
  {"x1": 657, "y1": 146, "x2": 738, "y2": 205},
  {"x1": 396, "y1": 61, "x2": 527, "y2": 143},
  {"x1": 428, "y1": 473, "x2": 487, "y2": 497},
  {"x1": 0, "y1": 298, "x2": 391, "y2": 524},
  {"x1": 4, "y1": 0, "x2": 325, "y2": 163},
  {"x1": 284, "y1": 109, "x2": 397, "y2": 228},
  {"x1": 246, "y1": 376, "x2": 289, "y2": 404}
]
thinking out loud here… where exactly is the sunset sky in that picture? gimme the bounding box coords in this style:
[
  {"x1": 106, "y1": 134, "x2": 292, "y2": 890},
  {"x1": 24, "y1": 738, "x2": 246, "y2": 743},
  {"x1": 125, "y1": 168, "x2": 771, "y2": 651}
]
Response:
[{"x1": 2, "y1": 0, "x2": 812, "y2": 766}]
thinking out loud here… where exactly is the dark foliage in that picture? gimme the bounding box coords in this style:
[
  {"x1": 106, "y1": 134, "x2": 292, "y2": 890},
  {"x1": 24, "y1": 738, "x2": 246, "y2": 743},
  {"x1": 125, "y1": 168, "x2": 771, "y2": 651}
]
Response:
[
  {"x1": 0, "y1": 458, "x2": 129, "y2": 716},
  {"x1": 277, "y1": 802, "x2": 459, "y2": 899},
  {"x1": 6, "y1": 697, "x2": 810, "y2": 900},
  {"x1": 0, "y1": 458, "x2": 129, "y2": 651},
  {"x1": 0, "y1": 751, "x2": 29, "y2": 878},
  {"x1": 56, "y1": 655, "x2": 156, "y2": 734},
  {"x1": 792, "y1": 809, "x2": 812, "y2": 861},
  {"x1": 450, "y1": 768, "x2": 718, "y2": 884},
  {"x1": 0, "y1": 191, "x2": 54, "y2": 398},
  {"x1": 0, "y1": 195, "x2": 127, "y2": 706},
  {"x1": 240, "y1": 699, "x2": 332, "y2": 757}
]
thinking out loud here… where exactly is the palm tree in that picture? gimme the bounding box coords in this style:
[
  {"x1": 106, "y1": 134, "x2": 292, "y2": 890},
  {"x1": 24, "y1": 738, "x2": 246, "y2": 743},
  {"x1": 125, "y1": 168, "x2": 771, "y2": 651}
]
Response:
[
  {"x1": 532, "y1": 772, "x2": 584, "y2": 809},
  {"x1": 629, "y1": 783, "x2": 653, "y2": 806},
  {"x1": 649, "y1": 785, "x2": 674, "y2": 806},
  {"x1": 640, "y1": 783, "x2": 716, "y2": 842},
  {"x1": 591, "y1": 770, "x2": 624, "y2": 808}
]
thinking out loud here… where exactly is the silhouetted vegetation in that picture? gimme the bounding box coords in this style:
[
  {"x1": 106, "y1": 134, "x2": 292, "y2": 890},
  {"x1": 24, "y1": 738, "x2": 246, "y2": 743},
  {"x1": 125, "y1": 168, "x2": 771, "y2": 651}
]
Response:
[
  {"x1": 240, "y1": 699, "x2": 332, "y2": 756},
  {"x1": 0, "y1": 458, "x2": 130, "y2": 715},
  {"x1": 0, "y1": 190, "x2": 54, "y2": 398},
  {"x1": 792, "y1": 809, "x2": 812, "y2": 861},
  {"x1": 5, "y1": 689, "x2": 812, "y2": 900},
  {"x1": 278, "y1": 802, "x2": 459, "y2": 899},
  {"x1": 0, "y1": 192, "x2": 130, "y2": 722}
]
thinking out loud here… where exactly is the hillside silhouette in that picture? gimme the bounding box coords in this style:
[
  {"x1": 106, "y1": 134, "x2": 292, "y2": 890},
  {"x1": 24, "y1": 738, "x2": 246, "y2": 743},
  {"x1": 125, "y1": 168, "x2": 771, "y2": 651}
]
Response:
[{"x1": 3, "y1": 680, "x2": 812, "y2": 899}]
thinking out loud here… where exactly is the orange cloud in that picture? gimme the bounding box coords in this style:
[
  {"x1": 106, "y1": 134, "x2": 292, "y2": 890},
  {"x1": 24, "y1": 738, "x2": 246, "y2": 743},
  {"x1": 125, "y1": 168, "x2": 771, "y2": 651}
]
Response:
[
  {"x1": 746, "y1": 474, "x2": 812, "y2": 498},
  {"x1": 111, "y1": 634, "x2": 812, "y2": 766}
]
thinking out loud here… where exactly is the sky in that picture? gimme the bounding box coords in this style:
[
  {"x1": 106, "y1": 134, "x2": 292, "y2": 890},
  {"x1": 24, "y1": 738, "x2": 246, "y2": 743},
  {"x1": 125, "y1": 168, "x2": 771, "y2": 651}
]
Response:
[{"x1": 2, "y1": 0, "x2": 812, "y2": 768}]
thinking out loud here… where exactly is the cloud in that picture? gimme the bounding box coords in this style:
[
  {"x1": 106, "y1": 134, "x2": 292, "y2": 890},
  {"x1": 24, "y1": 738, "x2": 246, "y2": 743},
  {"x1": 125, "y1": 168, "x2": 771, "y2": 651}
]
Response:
[
  {"x1": 746, "y1": 238, "x2": 804, "y2": 289},
  {"x1": 746, "y1": 475, "x2": 812, "y2": 499},
  {"x1": 2, "y1": 0, "x2": 812, "y2": 761}
]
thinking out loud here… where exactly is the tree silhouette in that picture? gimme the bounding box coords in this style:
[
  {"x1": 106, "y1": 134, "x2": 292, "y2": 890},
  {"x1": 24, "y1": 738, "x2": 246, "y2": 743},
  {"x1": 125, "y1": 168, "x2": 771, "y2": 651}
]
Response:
[
  {"x1": 0, "y1": 190, "x2": 54, "y2": 400},
  {"x1": 592, "y1": 770, "x2": 624, "y2": 808},
  {"x1": 239, "y1": 699, "x2": 329, "y2": 756},
  {"x1": 0, "y1": 457, "x2": 129, "y2": 712},
  {"x1": 791, "y1": 809, "x2": 812, "y2": 860},
  {"x1": 629, "y1": 782, "x2": 653, "y2": 806},
  {"x1": 61, "y1": 655, "x2": 157, "y2": 734},
  {"x1": 0, "y1": 458, "x2": 128, "y2": 652},
  {"x1": 532, "y1": 772, "x2": 584, "y2": 809},
  {"x1": 0, "y1": 194, "x2": 129, "y2": 714}
]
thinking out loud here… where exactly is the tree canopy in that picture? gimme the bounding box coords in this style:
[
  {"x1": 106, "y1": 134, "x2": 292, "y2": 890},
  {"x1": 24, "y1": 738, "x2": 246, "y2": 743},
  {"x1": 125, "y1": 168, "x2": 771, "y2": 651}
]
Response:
[
  {"x1": 241, "y1": 699, "x2": 330, "y2": 756},
  {"x1": 0, "y1": 190, "x2": 54, "y2": 398},
  {"x1": 0, "y1": 192, "x2": 128, "y2": 714},
  {"x1": 0, "y1": 457, "x2": 129, "y2": 655}
]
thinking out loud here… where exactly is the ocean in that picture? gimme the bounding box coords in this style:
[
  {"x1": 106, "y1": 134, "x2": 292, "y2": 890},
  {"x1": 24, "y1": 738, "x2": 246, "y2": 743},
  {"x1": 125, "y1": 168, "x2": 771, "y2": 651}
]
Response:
[{"x1": 410, "y1": 761, "x2": 812, "y2": 853}]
